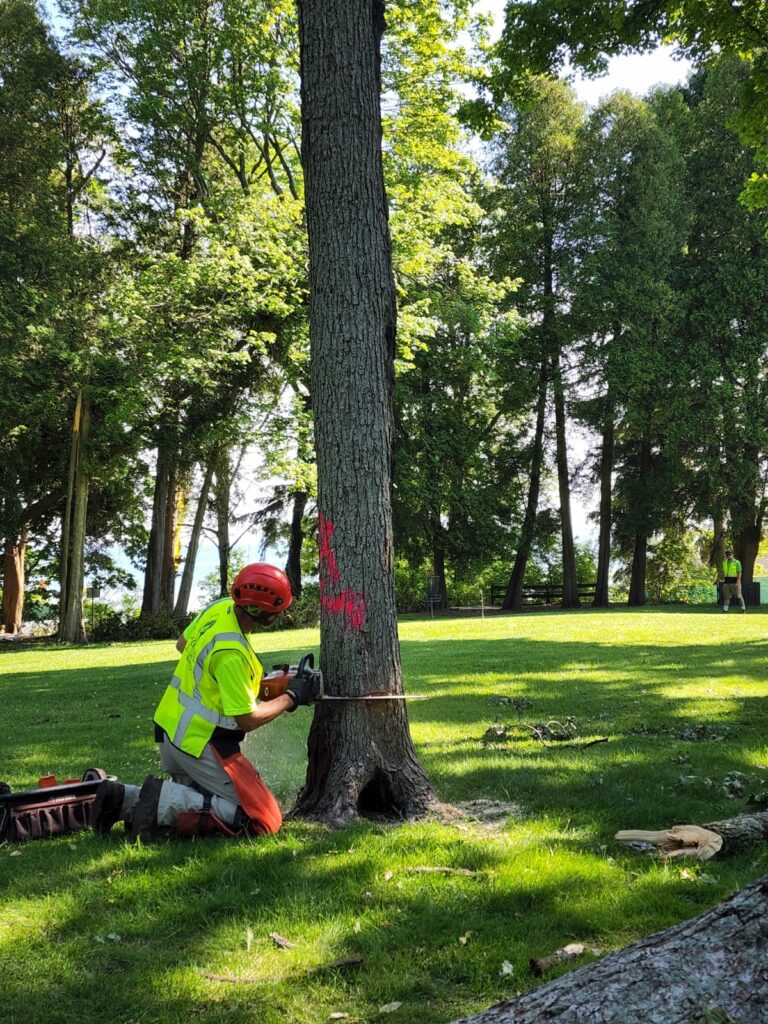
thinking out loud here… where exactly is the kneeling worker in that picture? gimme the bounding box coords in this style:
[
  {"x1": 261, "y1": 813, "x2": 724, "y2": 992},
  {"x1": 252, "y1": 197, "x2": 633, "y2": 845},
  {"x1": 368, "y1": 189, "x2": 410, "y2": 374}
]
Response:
[{"x1": 91, "y1": 563, "x2": 316, "y2": 840}]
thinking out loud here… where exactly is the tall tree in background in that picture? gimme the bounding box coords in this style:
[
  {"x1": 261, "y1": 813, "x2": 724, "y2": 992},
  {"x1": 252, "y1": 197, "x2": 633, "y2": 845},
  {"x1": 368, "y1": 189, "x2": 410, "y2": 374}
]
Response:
[
  {"x1": 295, "y1": 0, "x2": 435, "y2": 824},
  {"x1": 491, "y1": 77, "x2": 585, "y2": 609},
  {"x1": 678, "y1": 57, "x2": 768, "y2": 583}
]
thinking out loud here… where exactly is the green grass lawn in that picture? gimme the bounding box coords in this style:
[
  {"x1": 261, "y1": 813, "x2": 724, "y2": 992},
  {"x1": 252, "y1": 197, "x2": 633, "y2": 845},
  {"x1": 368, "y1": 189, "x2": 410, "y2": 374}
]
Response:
[{"x1": 1, "y1": 607, "x2": 767, "y2": 1024}]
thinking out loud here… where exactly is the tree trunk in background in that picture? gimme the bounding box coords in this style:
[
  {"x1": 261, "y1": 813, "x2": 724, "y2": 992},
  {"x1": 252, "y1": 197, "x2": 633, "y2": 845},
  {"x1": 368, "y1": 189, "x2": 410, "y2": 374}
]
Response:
[
  {"x1": 174, "y1": 462, "x2": 214, "y2": 619},
  {"x1": 552, "y1": 350, "x2": 579, "y2": 608},
  {"x1": 433, "y1": 544, "x2": 448, "y2": 609},
  {"x1": 294, "y1": 0, "x2": 435, "y2": 825},
  {"x1": 213, "y1": 448, "x2": 232, "y2": 597},
  {"x1": 593, "y1": 408, "x2": 614, "y2": 608},
  {"x1": 285, "y1": 489, "x2": 308, "y2": 597},
  {"x1": 141, "y1": 444, "x2": 174, "y2": 616},
  {"x1": 2, "y1": 525, "x2": 27, "y2": 634},
  {"x1": 159, "y1": 463, "x2": 181, "y2": 613},
  {"x1": 627, "y1": 530, "x2": 647, "y2": 606},
  {"x1": 59, "y1": 393, "x2": 91, "y2": 642},
  {"x1": 451, "y1": 875, "x2": 768, "y2": 1024},
  {"x1": 502, "y1": 363, "x2": 547, "y2": 611},
  {"x1": 733, "y1": 519, "x2": 762, "y2": 586},
  {"x1": 709, "y1": 515, "x2": 726, "y2": 569}
]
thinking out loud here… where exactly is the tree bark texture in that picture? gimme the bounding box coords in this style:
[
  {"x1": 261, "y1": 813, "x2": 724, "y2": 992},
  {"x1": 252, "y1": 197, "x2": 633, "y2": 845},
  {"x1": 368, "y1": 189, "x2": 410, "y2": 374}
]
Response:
[
  {"x1": 452, "y1": 875, "x2": 768, "y2": 1024},
  {"x1": 502, "y1": 363, "x2": 547, "y2": 612},
  {"x1": 2, "y1": 526, "x2": 27, "y2": 634},
  {"x1": 551, "y1": 350, "x2": 579, "y2": 608},
  {"x1": 733, "y1": 520, "x2": 761, "y2": 587},
  {"x1": 592, "y1": 410, "x2": 614, "y2": 608},
  {"x1": 295, "y1": 0, "x2": 435, "y2": 825},
  {"x1": 174, "y1": 462, "x2": 214, "y2": 619},
  {"x1": 58, "y1": 394, "x2": 91, "y2": 643}
]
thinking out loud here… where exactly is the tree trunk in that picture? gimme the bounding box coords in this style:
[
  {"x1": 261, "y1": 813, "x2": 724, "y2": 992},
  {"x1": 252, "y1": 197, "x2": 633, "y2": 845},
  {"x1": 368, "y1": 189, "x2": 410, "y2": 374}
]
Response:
[
  {"x1": 708, "y1": 515, "x2": 726, "y2": 569},
  {"x1": 2, "y1": 525, "x2": 28, "y2": 634},
  {"x1": 141, "y1": 445, "x2": 174, "y2": 616},
  {"x1": 627, "y1": 440, "x2": 652, "y2": 607},
  {"x1": 285, "y1": 489, "x2": 308, "y2": 598},
  {"x1": 433, "y1": 544, "x2": 448, "y2": 609},
  {"x1": 294, "y1": 0, "x2": 435, "y2": 825},
  {"x1": 58, "y1": 394, "x2": 91, "y2": 643},
  {"x1": 174, "y1": 462, "x2": 214, "y2": 619},
  {"x1": 451, "y1": 875, "x2": 768, "y2": 1024},
  {"x1": 159, "y1": 462, "x2": 181, "y2": 613},
  {"x1": 733, "y1": 520, "x2": 761, "y2": 586},
  {"x1": 502, "y1": 363, "x2": 547, "y2": 612},
  {"x1": 627, "y1": 531, "x2": 647, "y2": 606},
  {"x1": 552, "y1": 350, "x2": 579, "y2": 608},
  {"x1": 592, "y1": 409, "x2": 614, "y2": 608},
  {"x1": 214, "y1": 449, "x2": 232, "y2": 598}
]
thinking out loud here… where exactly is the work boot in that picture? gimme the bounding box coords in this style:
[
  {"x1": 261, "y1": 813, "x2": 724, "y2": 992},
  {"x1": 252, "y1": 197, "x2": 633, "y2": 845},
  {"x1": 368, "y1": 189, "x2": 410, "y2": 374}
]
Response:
[
  {"x1": 129, "y1": 776, "x2": 163, "y2": 843},
  {"x1": 90, "y1": 780, "x2": 125, "y2": 833}
]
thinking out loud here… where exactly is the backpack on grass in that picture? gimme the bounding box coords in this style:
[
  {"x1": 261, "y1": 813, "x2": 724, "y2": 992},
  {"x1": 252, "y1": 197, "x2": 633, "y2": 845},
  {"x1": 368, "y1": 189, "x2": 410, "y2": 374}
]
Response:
[{"x1": 0, "y1": 769, "x2": 112, "y2": 842}]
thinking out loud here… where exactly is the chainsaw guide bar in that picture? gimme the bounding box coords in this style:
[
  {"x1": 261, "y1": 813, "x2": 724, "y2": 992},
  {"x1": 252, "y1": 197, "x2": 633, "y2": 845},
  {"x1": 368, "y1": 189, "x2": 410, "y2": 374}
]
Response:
[{"x1": 317, "y1": 694, "x2": 428, "y2": 701}]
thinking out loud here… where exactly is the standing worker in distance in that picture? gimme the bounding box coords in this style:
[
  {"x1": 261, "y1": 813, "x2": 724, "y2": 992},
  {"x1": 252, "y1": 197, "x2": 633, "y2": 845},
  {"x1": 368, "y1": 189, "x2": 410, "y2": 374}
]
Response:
[
  {"x1": 91, "y1": 563, "x2": 317, "y2": 840},
  {"x1": 718, "y1": 547, "x2": 746, "y2": 614}
]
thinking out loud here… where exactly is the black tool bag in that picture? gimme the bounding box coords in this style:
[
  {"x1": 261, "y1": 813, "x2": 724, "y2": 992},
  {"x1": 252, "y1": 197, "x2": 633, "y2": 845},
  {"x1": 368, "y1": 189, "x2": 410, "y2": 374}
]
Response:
[{"x1": 0, "y1": 768, "x2": 111, "y2": 842}]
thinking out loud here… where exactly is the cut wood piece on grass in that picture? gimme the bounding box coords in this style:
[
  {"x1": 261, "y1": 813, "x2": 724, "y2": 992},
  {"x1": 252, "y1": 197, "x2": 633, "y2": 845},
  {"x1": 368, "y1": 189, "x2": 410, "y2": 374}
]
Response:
[
  {"x1": 616, "y1": 809, "x2": 768, "y2": 860},
  {"x1": 449, "y1": 875, "x2": 768, "y2": 1024},
  {"x1": 530, "y1": 943, "x2": 602, "y2": 977},
  {"x1": 203, "y1": 973, "x2": 259, "y2": 985},
  {"x1": 269, "y1": 932, "x2": 296, "y2": 949}
]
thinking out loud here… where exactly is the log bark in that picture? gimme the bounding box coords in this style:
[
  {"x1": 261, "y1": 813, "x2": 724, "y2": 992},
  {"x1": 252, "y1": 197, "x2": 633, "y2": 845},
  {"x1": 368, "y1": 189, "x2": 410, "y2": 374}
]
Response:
[
  {"x1": 295, "y1": 0, "x2": 435, "y2": 825},
  {"x1": 452, "y1": 875, "x2": 768, "y2": 1024},
  {"x1": 142, "y1": 445, "x2": 174, "y2": 616}
]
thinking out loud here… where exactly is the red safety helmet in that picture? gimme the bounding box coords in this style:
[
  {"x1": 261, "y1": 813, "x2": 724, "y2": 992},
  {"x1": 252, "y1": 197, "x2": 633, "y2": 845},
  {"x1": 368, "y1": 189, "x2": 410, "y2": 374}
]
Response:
[{"x1": 231, "y1": 563, "x2": 292, "y2": 613}]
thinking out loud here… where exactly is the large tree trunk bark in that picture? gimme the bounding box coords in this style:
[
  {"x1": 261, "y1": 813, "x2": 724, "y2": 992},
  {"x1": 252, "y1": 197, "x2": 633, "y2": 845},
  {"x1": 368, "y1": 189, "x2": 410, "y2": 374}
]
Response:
[
  {"x1": 295, "y1": 0, "x2": 435, "y2": 825},
  {"x1": 432, "y1": 544, "x2": 448, "y2": 610},
  {"x1": 159, "y1": 462, "x2": 181, "y2": 613},
  {"x1": 58, "y1": 394, "x2": 91, "y2": 643},
  {"x1": 174, "y1": 462, "x2": 214, "y2": 619},
  {"x1": 452, "y1": 874, "x2": 768, "y2": 1024},
  {"x1": 552, "y1": 351, "x2": 579, "y2": 609},
  {"x1": 592, "y1": 408, "x2": 614, "y2": 608},
  {"x1": 502, "y1": 363, "x2": 547, "y2": 612},
  {"x1": 2, "y1": 525, "x2": 27, "y2": 634}
]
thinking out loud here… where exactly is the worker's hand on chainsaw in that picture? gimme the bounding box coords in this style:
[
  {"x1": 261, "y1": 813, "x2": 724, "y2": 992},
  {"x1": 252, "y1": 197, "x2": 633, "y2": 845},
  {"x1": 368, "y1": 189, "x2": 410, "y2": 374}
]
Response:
[{"x1": 285, "y1": 673, "x2": 317, "y2": 711}]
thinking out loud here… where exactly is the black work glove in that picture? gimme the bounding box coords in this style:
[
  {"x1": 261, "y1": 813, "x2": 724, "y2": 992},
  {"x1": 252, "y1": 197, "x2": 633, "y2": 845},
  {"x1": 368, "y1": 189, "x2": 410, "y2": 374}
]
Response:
[{"x1": 285, "y1": 673, "x2": 316, "y2": 711}]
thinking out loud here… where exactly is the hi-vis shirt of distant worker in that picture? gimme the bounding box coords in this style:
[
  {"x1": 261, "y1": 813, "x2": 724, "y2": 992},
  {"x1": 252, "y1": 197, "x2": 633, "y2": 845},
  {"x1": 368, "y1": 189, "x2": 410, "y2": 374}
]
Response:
[
  {"x1": 718, "y1": 550, "x2": 746, "y2": 614},
  {"x1": 89, "y1": 564, "x2": 317, "y2": 842}
]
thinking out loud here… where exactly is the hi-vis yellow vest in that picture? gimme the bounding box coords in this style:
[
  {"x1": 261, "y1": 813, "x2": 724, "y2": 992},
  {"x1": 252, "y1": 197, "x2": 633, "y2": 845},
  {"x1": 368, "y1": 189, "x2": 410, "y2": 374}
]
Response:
[{"x1": 154, "y1": 599, "x2": 263, "y2": 757}]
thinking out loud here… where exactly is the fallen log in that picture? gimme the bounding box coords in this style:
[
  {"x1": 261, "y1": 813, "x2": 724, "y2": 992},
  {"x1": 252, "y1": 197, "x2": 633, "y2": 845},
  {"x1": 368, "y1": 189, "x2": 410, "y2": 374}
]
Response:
[
  {"x1": 616, "y1": 809, "x2": 768, "y2": 859},
  {"x1": 452, "y1": 875, "x2": 768, "y2": 1024}
]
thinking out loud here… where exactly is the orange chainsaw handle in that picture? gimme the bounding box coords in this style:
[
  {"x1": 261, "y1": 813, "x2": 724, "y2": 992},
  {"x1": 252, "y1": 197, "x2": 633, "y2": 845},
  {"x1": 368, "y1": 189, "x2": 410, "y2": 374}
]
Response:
[{"x1": 258, "y1": 666, "x2": 296, "y2": 702}]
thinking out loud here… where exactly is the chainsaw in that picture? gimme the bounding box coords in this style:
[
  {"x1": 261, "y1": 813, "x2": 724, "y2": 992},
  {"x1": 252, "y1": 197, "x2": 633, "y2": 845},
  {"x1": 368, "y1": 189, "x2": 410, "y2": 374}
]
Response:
[{"x1": 258, "y1": 653, "x2": 427, "y2": 703}]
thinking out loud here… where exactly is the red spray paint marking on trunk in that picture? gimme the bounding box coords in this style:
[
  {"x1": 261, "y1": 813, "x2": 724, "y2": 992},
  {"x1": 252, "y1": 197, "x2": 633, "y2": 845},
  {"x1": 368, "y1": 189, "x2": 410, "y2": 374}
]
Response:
[{"x1": 318, "y1": 513, "x2": 367, "y2": 631}]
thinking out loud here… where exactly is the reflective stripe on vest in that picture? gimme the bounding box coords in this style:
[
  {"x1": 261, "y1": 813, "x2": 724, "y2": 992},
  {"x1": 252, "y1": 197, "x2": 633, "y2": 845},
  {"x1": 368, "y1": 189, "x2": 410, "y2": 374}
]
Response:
[{"x1": 154, "y1": 601, "x2": 261, "y2": 757}]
